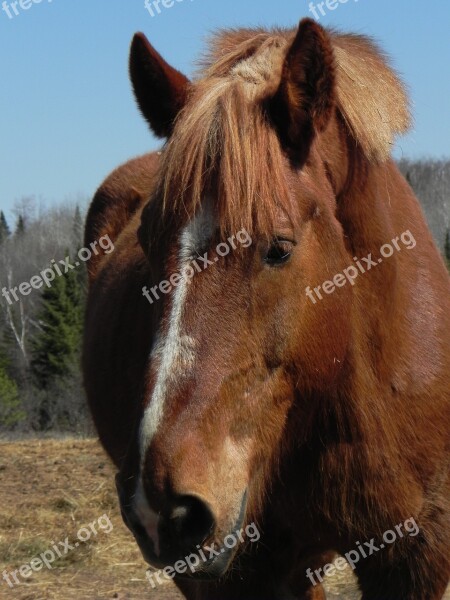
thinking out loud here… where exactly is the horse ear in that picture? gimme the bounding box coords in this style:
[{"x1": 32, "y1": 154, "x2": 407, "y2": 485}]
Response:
[
  {"x1": 269, "y1": 19, "x2": 335, "y2": 160},
  {"x1": 129, "y1": 33, "x2": 190, "y2": 138}
]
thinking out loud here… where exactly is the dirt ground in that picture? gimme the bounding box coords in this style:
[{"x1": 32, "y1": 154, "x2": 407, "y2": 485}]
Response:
[{"x1": 0, "y1": 439, "x2": 448, "y2": 600}]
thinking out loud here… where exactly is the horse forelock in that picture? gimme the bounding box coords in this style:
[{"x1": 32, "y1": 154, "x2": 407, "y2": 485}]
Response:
[{"x1": 143, "y1": 33, "x2": 294, "y2": 245}]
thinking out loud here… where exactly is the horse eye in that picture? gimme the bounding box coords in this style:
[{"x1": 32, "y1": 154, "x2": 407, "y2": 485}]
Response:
[{"x1": 264, "y1": 239, "x2": 294, "y2": 266}]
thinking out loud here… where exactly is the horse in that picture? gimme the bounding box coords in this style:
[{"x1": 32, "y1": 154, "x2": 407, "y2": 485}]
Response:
[{"x1": 83, "y1": 17, "x2": 450, "y2": 600}]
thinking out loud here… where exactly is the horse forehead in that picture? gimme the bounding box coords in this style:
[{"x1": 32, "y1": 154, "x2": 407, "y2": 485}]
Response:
[
  {"x1": 179, "y1": 198, "x2": 216, "y2": 259},
  {"x1": 158, "y1": 201, "x2": 216, "y2": 352}
]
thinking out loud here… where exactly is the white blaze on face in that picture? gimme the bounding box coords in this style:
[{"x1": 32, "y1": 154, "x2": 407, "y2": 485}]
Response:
[{"x1": 138, "y1": 200, "x2": 215, "y2": 463}]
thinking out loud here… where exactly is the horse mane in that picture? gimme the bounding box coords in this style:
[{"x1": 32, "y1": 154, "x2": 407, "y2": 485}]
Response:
[
  {"x1": 151, "y1": 26, "x2": 411, "y2": 239},
  {"x1": 331, "y1": 32, "x2": 411, "y2": 162},
  {"x1": 201, "y1": 27, "x2": 411, "y2": 161}
]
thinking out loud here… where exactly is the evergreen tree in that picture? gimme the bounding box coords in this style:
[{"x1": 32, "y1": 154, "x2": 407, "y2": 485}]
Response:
[
  {"x1": 0, "y1": 211, "x2": 11, "y2": 244},
  {"x1": 31, "y1": 256, "x2": 84, "y2": 389},
  {"x1": 64, "y1": 258, "x2": 85, "y2": 351},
  {"x1": 0, "y1": 350, "x2": 24, "y2": 428},
  {"x1": 15, "y1": 214, "x2": 25, "y2": 236}
]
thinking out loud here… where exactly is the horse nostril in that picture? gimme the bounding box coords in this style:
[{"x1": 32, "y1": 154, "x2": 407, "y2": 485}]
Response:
[{"x1": 164, "y1": 495, "x2": 216, "y2": 550}]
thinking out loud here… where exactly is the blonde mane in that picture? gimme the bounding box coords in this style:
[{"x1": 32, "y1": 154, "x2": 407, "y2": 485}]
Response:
[{"x1": 154, "y1": 26, "x2": 411, "y2": 236}]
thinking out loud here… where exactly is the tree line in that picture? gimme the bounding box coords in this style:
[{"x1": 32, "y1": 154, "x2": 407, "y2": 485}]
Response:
[
  {"x1": 0, "y1": 160, "x2": 449, "y2": 435},
  {"x1": 0, "y1": 199, "x2": 89, "y2": 433}
]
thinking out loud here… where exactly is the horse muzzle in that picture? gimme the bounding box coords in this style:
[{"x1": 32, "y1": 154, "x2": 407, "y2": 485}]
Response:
[{"x1": 117, "y1": 475, "x2": 247, "y2": 579}]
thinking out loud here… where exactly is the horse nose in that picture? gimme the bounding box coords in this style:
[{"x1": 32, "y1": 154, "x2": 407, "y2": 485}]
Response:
[{"x1": 160, "y1": 495, "x2": 216, "y2": 554}]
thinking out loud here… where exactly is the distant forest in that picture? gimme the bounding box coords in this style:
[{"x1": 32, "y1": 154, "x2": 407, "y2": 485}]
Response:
[{"x1": 0, "y1": 160, "x2": 449, "y2": 435}]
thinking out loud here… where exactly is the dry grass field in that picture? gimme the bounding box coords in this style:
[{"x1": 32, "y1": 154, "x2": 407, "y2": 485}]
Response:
[{"x1": 0, "y1": 439, "x2": 448, "y2": 600}]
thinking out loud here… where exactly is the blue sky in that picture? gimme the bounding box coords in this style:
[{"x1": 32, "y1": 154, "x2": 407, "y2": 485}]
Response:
[{"x1": 0, "y1": 0, "x2": 449, "y2": 223}]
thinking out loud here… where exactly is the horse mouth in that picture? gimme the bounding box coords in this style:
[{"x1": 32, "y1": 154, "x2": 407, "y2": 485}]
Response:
[{"x1": 149, "y1": 543, "x2": 237, "y2": 581}]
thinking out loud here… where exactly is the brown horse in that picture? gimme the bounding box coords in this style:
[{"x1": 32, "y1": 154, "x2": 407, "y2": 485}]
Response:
[{"x1": 83, "y1": 18, "x2": 450, "y2": 600}]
